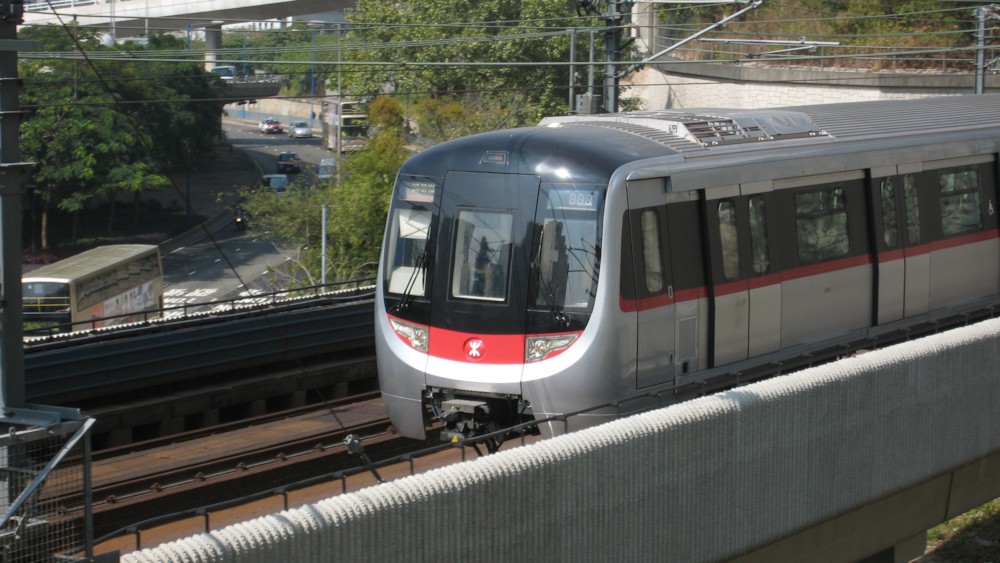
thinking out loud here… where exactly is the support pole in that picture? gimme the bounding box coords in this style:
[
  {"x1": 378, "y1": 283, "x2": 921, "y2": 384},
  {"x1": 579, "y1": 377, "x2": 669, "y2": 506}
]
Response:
[
  {"x1": 321, "y1": 204, "x2": 328, "y2": 286},
  {"x1": 204, "y1": 22, "x2": 223, "y2": 71},
  {"x1": 0, "y1": 0, "x2": 31, "y2": 413},
  {"x1": 976, "y1": 6, "x2": 987, "y2": 94},
  {"x1": 602, "y1": 1, "x2": 622, "y2": 113}
]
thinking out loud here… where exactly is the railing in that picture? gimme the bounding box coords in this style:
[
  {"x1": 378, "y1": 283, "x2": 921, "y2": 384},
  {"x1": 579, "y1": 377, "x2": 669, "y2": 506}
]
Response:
[
  {"x1": 23, "y1": 277, "x2": 376, "y2": 339},
  {"x1": 94, "y1": 391, "x2": 679, "y2": 552},
  {"x1": 22, "y1": 296, "x2": 70, "y2": 314},
  {"x1": 25, "y1": 0, "x2": 101, "y2": 12},
  {"x1": 650, "y1": 26, "x2": 981, "y2": 74},
  {"x1": 0, "y1": 416, "x2": 95, "y2": 560}
]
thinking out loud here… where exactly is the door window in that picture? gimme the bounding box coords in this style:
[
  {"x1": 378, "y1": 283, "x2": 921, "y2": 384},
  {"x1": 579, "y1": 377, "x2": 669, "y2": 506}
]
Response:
[{"x1": 451, "y1": 210, "x2": 513, "y2": 302}]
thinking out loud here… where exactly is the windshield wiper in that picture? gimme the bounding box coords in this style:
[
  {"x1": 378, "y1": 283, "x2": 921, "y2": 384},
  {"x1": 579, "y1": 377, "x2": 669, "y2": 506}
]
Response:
[
  {"x1": 531, "y1": 258, "x2": 571, "y2": 329},
  {"x1": 388, "y1": 251, "x2": 428, "y2": 314}
]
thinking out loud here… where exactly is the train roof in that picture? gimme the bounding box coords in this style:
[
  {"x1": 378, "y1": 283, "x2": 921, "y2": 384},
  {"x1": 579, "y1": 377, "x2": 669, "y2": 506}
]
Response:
[
  {"x1": 540, "y1": 94, "x2": 1000, "y2": 152},
  {"x1": 23, "y1": 244, "x2": 158, "y2": 283},
  {"x1": 402, "y1": 95, "x2": 1000, "y2": 184}
]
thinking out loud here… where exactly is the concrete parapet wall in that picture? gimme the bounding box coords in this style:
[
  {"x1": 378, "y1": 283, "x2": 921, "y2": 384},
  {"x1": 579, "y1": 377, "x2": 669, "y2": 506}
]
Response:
[
  {"x1": 625, "y1": 61, "x2": 996, "y2": 110},
  {"x1": 227, "y1": 98, "x2": 314, "y2": 122},
  {"x1": 122, "y1": 319, "x2": 1000, "y2": 562}
]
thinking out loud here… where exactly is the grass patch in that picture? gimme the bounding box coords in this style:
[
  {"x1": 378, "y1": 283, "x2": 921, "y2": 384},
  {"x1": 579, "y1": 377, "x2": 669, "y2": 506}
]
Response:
[{"x1": 925, "y1": 498, "x2": 1000, "y2": 560}]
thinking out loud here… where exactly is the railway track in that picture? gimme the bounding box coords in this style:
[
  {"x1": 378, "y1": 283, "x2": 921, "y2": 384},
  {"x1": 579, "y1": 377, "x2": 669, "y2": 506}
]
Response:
[
  {"x1": 91, "y1": 393, "x2": 390, "y2": 507},
  {"x1": 50, "y1": 393, "x2": 438, "y2": 542}
]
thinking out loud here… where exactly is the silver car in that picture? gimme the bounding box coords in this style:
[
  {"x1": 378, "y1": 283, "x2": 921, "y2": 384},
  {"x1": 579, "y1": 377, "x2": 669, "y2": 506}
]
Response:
[{"x1": 288, "y1": 121, "x2": 312, "y2": 138}]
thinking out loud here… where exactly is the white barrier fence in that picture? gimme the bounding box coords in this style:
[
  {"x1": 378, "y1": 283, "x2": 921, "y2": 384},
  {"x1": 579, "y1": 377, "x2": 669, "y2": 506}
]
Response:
[{"x1": 122, "y1": 318, "x2": 1000, "y2": 562}]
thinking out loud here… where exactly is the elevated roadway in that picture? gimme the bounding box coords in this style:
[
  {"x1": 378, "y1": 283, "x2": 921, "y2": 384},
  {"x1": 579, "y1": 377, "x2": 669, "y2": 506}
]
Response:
[{"x1": 23, "y1": 0, "x2": 355, "y2": 38}]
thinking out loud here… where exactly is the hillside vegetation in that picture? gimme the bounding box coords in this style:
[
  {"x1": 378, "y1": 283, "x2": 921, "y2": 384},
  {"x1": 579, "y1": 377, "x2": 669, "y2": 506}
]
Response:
[{"x1": 663, "y1": 1, "x2": 989, "y2": 70}]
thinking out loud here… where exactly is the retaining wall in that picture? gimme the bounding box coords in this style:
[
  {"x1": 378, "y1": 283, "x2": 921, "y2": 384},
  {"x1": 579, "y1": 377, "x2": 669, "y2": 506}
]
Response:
[
  {"x1": 624, "y1": 60, "x2": 999, "y2": 110},
  {"x1": 121, "y1": 318, "x2": 1000, "y2": 562}
]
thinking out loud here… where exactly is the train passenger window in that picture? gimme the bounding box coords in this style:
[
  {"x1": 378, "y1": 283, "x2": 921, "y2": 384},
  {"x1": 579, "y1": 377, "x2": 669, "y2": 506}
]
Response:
[
  {"x1": 794, "y1": 185, "x2": 849, "y2": 264},
  {"x1": 938, "y1": 167, "x2": 982, "y2": 236},
  {"x1": 640, "y1": 210, "x2": 663, "y2": 292},
  {"x1": 880, "y1": 178, "x2": 898, "y2": 248},
  {"x1": 718, "y1": 200, "x2": 739, "y2": 281},
  {"x1": 451, "y1": 210, "x2": 512, "y2": 302},
  {"x1": 749, "y1": 196, "x2": 769, "y2": 275},
  {"x1": 903, "y1": 175, "x2": 921, "y2": 245}
]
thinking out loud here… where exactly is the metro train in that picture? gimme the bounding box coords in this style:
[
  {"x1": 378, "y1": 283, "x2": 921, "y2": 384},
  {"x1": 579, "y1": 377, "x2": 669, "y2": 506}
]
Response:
[{"x1": 375, "y1": 94, "x2": 1000, "y2": 447}]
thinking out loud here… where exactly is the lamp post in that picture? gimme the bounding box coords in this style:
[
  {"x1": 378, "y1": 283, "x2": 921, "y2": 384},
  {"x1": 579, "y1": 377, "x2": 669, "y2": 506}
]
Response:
[
  {"x1": 321, "y1": 204, "x2": 329, "y2": 286},
  {"x1": 307, "y1": 21, "x2": 324, "y2": 128},
  {"x1": 310, "y1": 29, "x2": 316, "y2": 127}
]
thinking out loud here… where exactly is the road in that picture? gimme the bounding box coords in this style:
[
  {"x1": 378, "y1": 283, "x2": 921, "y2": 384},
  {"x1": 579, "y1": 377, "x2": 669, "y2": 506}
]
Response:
[
  {"x1": 161, "y1": 119, "x2": 332, "y2": 315},
  {"x1": 224, "y1": 117, "x2": 332, "y2": 181}
]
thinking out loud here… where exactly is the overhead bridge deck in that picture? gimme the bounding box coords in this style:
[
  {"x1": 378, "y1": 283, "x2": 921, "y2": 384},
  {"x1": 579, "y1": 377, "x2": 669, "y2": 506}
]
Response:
[{"x1": 23, "y1": 287, "x2": 377, "y2": 406}]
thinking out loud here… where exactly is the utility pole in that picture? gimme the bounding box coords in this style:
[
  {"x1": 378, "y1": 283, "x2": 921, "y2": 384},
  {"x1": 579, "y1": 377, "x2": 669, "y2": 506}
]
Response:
[
  {"x1": 0, "y1": 0, "x2": 29, "y2": 415},
  {"x1": 593, "y1": 0, "x2": 763, "y2": 113},
  {"x1": 975, "y1": 5, "x2": 999, "y2": 94},
  {"x1": 602, "y1": 0, "x2": 628, "y2": 113},
  {"x1": 0, "y1": 4, "x2": 97, "y2": 557}
]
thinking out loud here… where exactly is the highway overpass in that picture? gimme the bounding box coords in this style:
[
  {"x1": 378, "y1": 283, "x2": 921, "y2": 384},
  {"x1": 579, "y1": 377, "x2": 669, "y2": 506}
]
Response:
[{"x1": 24, "y1": 0, "x2": 355, "y2": 38}]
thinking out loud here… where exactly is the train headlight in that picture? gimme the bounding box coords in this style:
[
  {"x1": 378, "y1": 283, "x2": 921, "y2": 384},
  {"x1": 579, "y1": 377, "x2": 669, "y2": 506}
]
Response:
[
  {"x1": 389, "y1": 317, "x2": 429, "y2": 352},
  {"x1": 525, "y1": 333, "x2": 578, "y2": 362}
]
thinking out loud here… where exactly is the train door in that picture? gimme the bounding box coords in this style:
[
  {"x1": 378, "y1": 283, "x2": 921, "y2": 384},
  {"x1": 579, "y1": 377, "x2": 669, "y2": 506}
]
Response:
[
  {"x1": 704, "y1": 187, "x2": 779, "y2": 364},
  {"x1": 626, "y1": 180, "x2": 675, "y2": 389},
  {"x1": 705, "y1": 188, "x2": 749, "y2": 366},
  {"x1": 426, "y1": 171, "x2": 539, "y2": 389},
  {"x1": 744, "y1": 190, "x2": 780, "y2": 357},
  {"x1": 871, "y1": 166, "x2": 926, "y2": 323}
]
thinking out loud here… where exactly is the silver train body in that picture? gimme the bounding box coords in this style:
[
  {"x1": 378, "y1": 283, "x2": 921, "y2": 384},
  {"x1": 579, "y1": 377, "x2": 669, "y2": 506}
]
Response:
[{"x1": 376, "y1": 95, "x2": 1000, "y2": 441}]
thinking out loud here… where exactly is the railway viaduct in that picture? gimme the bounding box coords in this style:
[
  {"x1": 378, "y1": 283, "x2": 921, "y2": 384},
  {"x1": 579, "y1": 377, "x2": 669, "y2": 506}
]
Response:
[
  {"x1": 22, "y1": 0, "x2": 354, "y2": 38},
  {"x1": 17, "y1": 3, "x2": 1000, "y2": 560},
  {"x1": 120, "y1": 316, "x2": 1000, "y2": 562}
]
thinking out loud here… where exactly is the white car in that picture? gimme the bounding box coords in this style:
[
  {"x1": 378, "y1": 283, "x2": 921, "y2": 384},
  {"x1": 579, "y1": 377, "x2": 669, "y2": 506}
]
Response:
[
  {"x1": 261, "y1": 174, "x2": 288, "y2": 194},
  {"x1": 317, "y1": 158, "x2": 336, "y2": 180},
  {"x1": 288, "y1": 121, "x2": 312, "y2": 138}
]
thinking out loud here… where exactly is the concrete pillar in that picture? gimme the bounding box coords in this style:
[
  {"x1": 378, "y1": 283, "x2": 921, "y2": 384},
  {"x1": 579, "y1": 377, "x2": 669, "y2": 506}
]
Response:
[
  {"x1": 159, "y1": 417, "x2": 185, "y2": 437},
  {"x1": 204, "y1": 23, "x2": 223, "y2": 71},
  {"x1": 105, "y1": 428, "x2": 133, "y2": 448},
  {"x1": 248, "y1": 399, "x2": 267, "y2": 417}
]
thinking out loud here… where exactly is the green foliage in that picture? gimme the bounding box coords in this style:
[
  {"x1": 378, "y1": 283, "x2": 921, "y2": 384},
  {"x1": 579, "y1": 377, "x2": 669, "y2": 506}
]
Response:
[
  {"x1": 18, "y1": 28, "x2": 227, "y2": 247},
  {"x1": 409, "y1": 93, "x2": 539, "y2": 143},
  {"x1": 239, "y1": 100, "x2": 410, "y2": 283},
  {"x1": 661, "y1": 0, "x2": 974, "y2": 64},
  {"x1": 222, "y1": 23, "x2": 333, "y2": 97},
  {"x1": 346, "y1": 0, "x2": 590, "y2": 124},
  {"x1": 926, "y1": 498, "x2": 1000, "y2": 559}
]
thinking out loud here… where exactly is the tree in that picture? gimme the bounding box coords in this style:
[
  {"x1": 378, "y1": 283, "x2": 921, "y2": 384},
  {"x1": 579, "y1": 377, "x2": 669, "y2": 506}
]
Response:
[
  {"x1": 660, "y1": 1, "x2": 974, "y2": 68},
  {"x1": 221, "y1": 23, "x2": 336, "y2": 98},
  {"x1": 346, "y1": 0, "x2": 592, "y2": 124},
  {"x1": 324, "y1": 97, "x2": 410, "y2": 280},
  {"x1": 238, "y1": 97, "x2": 410, "y2": 284},
  {"x1": 18, "y1": 27, "x2": 228, "y2": 248}
]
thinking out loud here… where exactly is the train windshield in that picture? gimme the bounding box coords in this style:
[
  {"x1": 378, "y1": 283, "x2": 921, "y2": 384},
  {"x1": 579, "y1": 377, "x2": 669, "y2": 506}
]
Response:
[
  {"x1": 531, "y1": 185, "x2": 604, "y2": 311},
  {"x1": 384, "y1": 176, "x2": 438, "y2": 297},
  {"x1": 450, "y1": 210, "x2": 513, "y2": 302}
]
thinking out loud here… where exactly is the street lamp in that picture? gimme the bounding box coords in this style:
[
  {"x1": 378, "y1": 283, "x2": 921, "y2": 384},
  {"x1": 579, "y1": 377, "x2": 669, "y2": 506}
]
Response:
[
  {"x1": 310, "y1": 29, "x2": 316, "y2": 127},
  {"x1": 321, "y1": 204, "x2": 329, "y2": 286},
  {"x1": 308, "y1": 21, "x2": 324, "y2": 128}
]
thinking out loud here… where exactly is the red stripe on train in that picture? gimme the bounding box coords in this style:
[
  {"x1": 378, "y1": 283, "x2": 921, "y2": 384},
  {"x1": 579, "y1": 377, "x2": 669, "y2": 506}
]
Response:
[{"x1": 621, "y1": 229, "x2": 998, "y2": 311}]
